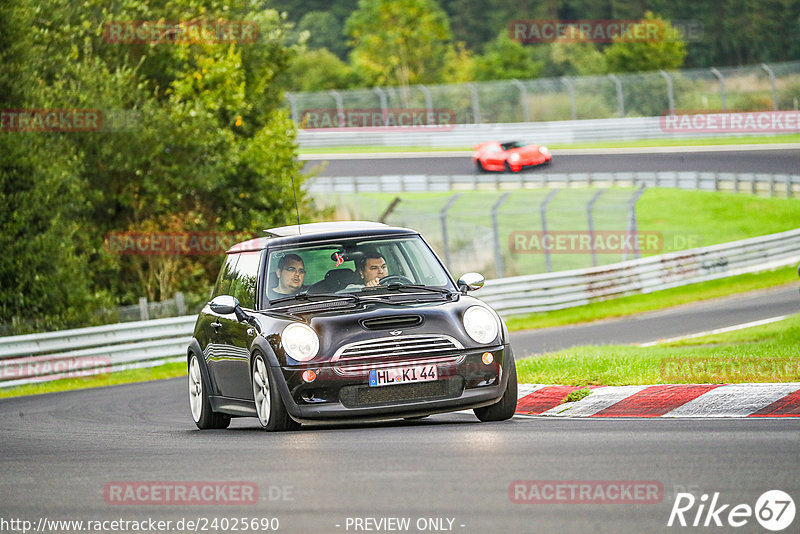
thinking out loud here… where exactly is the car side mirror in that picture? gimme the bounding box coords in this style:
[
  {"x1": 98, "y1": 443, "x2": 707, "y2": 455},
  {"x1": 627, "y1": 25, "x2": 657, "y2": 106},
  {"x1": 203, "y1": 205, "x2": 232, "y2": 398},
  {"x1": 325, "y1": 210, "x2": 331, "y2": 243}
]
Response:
[
  {"x1": 457, "y1": 272, "x2": 485, "y2": 294},
  {"x1": 210, "y1": 295, "x2": 240, "y2": 315}
]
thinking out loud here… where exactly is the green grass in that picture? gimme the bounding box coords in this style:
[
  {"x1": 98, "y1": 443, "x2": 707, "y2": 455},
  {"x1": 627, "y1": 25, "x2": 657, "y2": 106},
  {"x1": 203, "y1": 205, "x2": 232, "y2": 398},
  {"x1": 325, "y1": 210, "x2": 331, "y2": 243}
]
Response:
[
  {"x1": 563, "y1": 387, "x2": 593, "y2": 403},
  {"x1": 637, "y1": 189, "x2": 800, "y2": 254},
  {"x1": 517, "y1": 313, "x2": 800, "y2": 386},
  {"x1": 298, "y1": 134, "x2": 800, "y2": 154},
  {"x1": 505, "y1": 266, "x2": 797, "y2": 331},
  {"x1": 0, "y1": 361, "x2": 186, "y2": 399}
]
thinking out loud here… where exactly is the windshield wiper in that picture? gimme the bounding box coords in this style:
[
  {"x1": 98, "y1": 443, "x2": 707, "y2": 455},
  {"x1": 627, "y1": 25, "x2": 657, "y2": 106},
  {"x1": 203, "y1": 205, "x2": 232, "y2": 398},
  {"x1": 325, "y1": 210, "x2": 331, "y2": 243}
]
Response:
[
  {"x1": 270, "y1": 292, "x2": 360, "y2": 306},
  {"x1": 381, "y1": 283, "x2": 454, "y2": 297}
]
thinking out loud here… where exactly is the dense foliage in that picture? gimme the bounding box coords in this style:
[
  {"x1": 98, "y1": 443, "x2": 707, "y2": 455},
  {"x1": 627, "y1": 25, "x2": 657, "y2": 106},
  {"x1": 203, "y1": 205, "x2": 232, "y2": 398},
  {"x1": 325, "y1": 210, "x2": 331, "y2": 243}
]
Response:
[
  {"x1": 270, "y1": 0, "x2": 800, "y2": 91},
  {"x1": 0, "y1": 0, "x2": 307, "y2": 331}
]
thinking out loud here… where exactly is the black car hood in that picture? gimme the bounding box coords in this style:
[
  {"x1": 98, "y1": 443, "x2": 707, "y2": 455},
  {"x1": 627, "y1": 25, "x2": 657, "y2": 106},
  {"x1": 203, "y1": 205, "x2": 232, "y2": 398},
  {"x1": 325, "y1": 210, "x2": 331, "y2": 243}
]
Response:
[{"x1": 255, "y1": 294, "x2": 503, "y2": 365}]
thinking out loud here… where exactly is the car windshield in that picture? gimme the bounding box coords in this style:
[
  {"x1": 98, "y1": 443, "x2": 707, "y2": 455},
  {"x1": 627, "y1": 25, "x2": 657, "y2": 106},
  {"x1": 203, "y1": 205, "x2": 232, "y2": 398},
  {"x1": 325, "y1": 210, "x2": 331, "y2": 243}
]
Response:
[
  {"x1": 501, "y1": 141, "x2": 522, "y2": 150},
  {"x1": 265, "y1": 235, "x2": 454, "y2": 303}
]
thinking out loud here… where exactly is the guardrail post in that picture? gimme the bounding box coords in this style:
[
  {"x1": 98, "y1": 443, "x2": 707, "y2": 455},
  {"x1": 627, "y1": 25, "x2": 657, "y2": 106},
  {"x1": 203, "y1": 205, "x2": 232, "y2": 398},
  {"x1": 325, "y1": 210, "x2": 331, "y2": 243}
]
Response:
[
  {"x1": 419, "y1": 85, "x2": 434, "y2": 117},
  {"x1": 541, "y1": 189, "x2": 559, "y2": 272},
  {"x1": 373, "y1": 87, "x2": 389, "y2": 119},
  {"x1": 659, "y1": 70, "x2": 675, "y2": 114},
  {"x1": 329, "y1": 90, "x2": 345, "y2": 126},
  {"x1": 587, "y1": 189, "x2": 607, "y2": 267},
  {"x1": 751, "y1": 175, "x2": 757, "y2": 195},
  {"x1": 285, "y1": 93, "x2": 300, "y2": 124},
  {"x1": 760, "y1": 64, "x2": 778, "y2": 110},
  {"x1": 175, "y1": 292, "x2": 185, "y2": 316},
  {"x1": 787, "y1": 176, "x2": 793, "y2": 198},
  {"x1": 138, "y1": 297, "x2": 149, "y2": 321},
  {"x1": 608, "y1": 74, "x2": 624, "y2": 117},
  {"x1": 466, "y1": 83, "x2": 482, "y2": 124},
  {"x1": 561, "y1": 77, "x2": 577, "y2": 120},
  {"x1": 440, "y1": 193, "x2": 462, "y2": 267},
  {"x1": 769, "y1": 174, "x2": 775, "y2": 197},
  {"x1": 624, "y1": 185, "x2": 647, "y2": 260},
  {"x1": 511, "y1": 79, "x2": 531, "y2": 122},
  {"x1": 491, "y1": 192, "x2": 512, "y2": 277},
  {"x1": 710, "y1": 67, "x2": 726, "y2": 112}
]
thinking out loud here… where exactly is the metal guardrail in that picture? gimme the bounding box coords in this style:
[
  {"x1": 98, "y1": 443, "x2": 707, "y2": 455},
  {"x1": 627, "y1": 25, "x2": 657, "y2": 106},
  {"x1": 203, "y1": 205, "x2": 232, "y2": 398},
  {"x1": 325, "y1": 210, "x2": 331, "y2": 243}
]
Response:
[
  {"x1": 2, "y1": 229, "x2": 798, "y2": 387},
  {"x1": 306, "y1": 172, "x2": 800, "y2": 197},
  {"x1": 296, "y1": 115, "x2": 800, "y2": 149},
  {"x1": 478, "y1": 228, "x2": 800, "y2": 316},
  {"x1": 0, "y1": 316, "x2": 195, "y2": 388}
]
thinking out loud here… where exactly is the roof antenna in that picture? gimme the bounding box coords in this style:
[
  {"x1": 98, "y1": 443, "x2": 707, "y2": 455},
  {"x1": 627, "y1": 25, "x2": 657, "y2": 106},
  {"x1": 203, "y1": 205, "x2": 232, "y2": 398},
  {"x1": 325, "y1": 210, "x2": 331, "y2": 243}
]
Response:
[{"x1": 290, "y1": 174, "x2": 301, "y2": 235}]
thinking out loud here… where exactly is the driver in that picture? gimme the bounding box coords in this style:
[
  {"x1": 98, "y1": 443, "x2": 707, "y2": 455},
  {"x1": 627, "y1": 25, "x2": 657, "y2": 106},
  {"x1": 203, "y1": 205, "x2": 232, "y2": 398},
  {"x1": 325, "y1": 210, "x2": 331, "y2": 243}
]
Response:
[
  {"x1": 358, "y1": 251, "x2": 388, "y2": 287},
  {"x1": 269, "y1": 253, "x2": 306, "y2": 300},
  {"x1": 342, "y1": 251, "x2": 388, "y2": 291}
]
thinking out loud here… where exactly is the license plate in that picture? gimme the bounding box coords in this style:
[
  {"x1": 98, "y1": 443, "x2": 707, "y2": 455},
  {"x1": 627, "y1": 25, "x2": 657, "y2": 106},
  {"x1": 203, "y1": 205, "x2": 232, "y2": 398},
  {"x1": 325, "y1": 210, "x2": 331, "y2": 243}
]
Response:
[{"x1": 369, "y1": 365, "x2": 437, "y2": 387}]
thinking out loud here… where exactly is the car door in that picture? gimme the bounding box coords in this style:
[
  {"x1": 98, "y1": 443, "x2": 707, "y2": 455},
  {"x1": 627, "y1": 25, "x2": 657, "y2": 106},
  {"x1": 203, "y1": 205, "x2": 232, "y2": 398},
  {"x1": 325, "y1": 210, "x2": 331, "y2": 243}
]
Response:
[
  {"x1": 208, "y1": 251, "x2": 262, "y2": 400},
  {"x1": 484, "y1": 144, "x2": 504, "y2": 168}
]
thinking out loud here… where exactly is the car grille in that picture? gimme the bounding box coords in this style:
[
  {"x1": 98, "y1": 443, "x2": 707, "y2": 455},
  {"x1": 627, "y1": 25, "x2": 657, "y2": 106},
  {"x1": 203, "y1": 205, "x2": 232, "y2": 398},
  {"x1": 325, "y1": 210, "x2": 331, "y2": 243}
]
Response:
[
  {"x1": 339, "y1": 377, "x2": 465, "y2": 408},
  {"x1": 333, "y1": 334, "x2": 463, "y2": 362}
]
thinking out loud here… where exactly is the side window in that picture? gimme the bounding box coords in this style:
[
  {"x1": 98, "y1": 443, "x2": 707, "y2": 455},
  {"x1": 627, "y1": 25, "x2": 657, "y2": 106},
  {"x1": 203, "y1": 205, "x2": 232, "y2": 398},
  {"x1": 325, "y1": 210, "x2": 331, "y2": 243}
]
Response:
[
  {"x1": 229, "y1": 251, "x2": 261, "y2": 309},
  {"x1": 212, "y1": 254, "x2": 239, "y2": 298}
]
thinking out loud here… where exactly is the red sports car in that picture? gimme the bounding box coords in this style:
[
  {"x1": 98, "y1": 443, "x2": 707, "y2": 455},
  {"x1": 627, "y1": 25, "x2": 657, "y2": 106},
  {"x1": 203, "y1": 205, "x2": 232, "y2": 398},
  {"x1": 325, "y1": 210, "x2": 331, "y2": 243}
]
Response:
[{"x1": 472, "y1": 140, "x2": 552, "y2": 173}]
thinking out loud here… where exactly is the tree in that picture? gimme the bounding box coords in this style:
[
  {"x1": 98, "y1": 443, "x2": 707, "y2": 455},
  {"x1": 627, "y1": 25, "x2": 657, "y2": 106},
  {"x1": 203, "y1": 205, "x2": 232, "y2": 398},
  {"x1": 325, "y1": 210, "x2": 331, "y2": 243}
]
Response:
[
  {"x1": 604, "y1": 12, "x2": 687, "y2": 73},
  {"x1": 295, "y1": 11, "x2": 348, "y2": 59},
  {"x1": 345, "y1": 0, "x2": 454, "y2": 89},
  {"x1": 282, "y1": 48, "x2": 358, "y2": 91},
  {"x1": 473, "y1": 31, "x2": 543, "y2": 81},
  {"x1": 0, "y1": 0, "x2": 307, "y2": 330}
]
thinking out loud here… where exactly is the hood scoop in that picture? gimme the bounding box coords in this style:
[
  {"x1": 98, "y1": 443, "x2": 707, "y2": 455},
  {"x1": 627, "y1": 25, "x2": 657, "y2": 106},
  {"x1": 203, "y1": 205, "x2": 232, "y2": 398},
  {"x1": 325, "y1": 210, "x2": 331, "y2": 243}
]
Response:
[{"x1": 360, "y1": 315, "x2": 423, "y2": 331}]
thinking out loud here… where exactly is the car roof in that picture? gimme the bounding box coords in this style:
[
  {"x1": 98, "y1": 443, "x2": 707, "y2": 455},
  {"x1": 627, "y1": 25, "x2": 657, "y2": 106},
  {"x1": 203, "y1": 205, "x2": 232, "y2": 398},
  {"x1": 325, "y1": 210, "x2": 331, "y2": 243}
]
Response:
[{"x1": 226, "y1": 221, "x2": 418, "y2": 254}]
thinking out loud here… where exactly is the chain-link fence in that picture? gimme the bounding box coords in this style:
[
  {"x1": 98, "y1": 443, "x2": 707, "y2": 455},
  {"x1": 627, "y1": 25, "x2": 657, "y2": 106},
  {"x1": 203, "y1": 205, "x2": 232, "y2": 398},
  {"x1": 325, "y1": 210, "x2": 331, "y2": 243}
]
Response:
[
  {"x1": 324, "y1": 188, "x2": 647, "y2": 278},
  {"x1": 287, "y1": 61, "x2": 800, "y2": 126}
]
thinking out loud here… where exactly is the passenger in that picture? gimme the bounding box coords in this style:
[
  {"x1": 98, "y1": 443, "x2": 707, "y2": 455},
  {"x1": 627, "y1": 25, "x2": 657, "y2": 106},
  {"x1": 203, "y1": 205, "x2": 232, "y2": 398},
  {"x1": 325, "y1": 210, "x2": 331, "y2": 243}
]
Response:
[{"x1": 269, "y1": 253, "x2": 306, "y2": 300}]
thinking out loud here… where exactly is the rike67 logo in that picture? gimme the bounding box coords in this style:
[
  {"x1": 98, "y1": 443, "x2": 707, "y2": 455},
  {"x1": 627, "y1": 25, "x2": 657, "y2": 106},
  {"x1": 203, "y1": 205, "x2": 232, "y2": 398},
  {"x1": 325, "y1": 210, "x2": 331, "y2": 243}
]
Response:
[{"x1": 668, "y1": 490, "x2": 795, "y2": 531}]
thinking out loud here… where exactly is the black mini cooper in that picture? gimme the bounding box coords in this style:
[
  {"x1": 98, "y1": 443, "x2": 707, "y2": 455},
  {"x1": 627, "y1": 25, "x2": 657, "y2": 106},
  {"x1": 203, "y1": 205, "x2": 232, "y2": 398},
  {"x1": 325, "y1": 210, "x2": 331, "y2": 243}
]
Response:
[{"x1": 187, "y1": 221, "x2": 517, "y2": 431}]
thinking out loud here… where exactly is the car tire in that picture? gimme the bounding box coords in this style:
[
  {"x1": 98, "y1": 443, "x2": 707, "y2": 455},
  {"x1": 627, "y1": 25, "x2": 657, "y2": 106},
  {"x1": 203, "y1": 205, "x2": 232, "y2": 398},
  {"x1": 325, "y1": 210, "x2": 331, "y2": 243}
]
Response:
[
  {"x1": 189, "y1": 354, "x2": 231, "y2": 430},
  {"x1": 504, "y1": 162, "x2": 513, "y2": 173},
  {"x1": 473, "y1": 353, "x2": 517, "y2": 422},
  {"x1": 252, "y1": 352, "x2": 300, "y2": 431},
  {"x1": 475, "y1": 160, "x2": 486, "y2": 173}
]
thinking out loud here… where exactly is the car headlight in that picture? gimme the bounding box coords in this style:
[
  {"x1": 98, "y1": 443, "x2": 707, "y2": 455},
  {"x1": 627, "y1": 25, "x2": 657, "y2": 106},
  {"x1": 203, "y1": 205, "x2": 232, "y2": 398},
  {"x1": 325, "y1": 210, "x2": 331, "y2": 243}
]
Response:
[
  {"x1": 463, "y1": 306, "x2": 499, "y2": 345},
  {"x1": 509, "y1": 152, "x2": 521, "y2": 162},
  {"x1": 281, "y1": 323, "x2": 319, "y2": 362},
  {"x1": 539, "y1": 146, "x2": 550, "y2": 155}
]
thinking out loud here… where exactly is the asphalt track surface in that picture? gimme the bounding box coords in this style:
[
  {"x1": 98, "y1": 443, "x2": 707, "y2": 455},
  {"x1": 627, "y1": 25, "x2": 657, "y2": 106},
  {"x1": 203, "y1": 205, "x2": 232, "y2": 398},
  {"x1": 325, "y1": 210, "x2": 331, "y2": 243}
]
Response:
[
  {"x1": 304, "y1": 147, "x2": 800, "y2": 176},
  {"x1": 2, "y1": 287, "x2": 799, "y2": 533},
  {"x1": 3, "y1": 148, "x2": 799, "y2": 533},
  {"x1": 511, "y1": 284, "x2": 800, "y2": 356}
]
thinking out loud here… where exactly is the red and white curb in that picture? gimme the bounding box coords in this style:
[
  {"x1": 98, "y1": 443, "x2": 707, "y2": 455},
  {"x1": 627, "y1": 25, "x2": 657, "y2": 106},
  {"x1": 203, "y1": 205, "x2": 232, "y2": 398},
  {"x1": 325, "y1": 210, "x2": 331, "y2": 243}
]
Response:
[{"x1": 515, "y1": 383, "x2": 800, "y2": 418}]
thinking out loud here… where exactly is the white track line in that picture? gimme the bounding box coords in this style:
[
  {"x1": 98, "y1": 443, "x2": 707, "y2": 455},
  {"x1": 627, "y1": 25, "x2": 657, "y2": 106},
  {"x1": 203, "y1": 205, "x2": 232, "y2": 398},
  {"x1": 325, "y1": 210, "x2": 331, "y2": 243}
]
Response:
[{"x1": 638, "y1": 315, "x2": 789, "y2": 347}]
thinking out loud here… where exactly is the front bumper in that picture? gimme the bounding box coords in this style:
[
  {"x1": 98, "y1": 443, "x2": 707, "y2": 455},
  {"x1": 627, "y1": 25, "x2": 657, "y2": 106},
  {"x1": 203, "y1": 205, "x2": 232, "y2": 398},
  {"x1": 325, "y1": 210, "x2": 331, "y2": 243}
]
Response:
[{"x1": 274, "y1": 346, "x2": 511, "y2": 422}]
